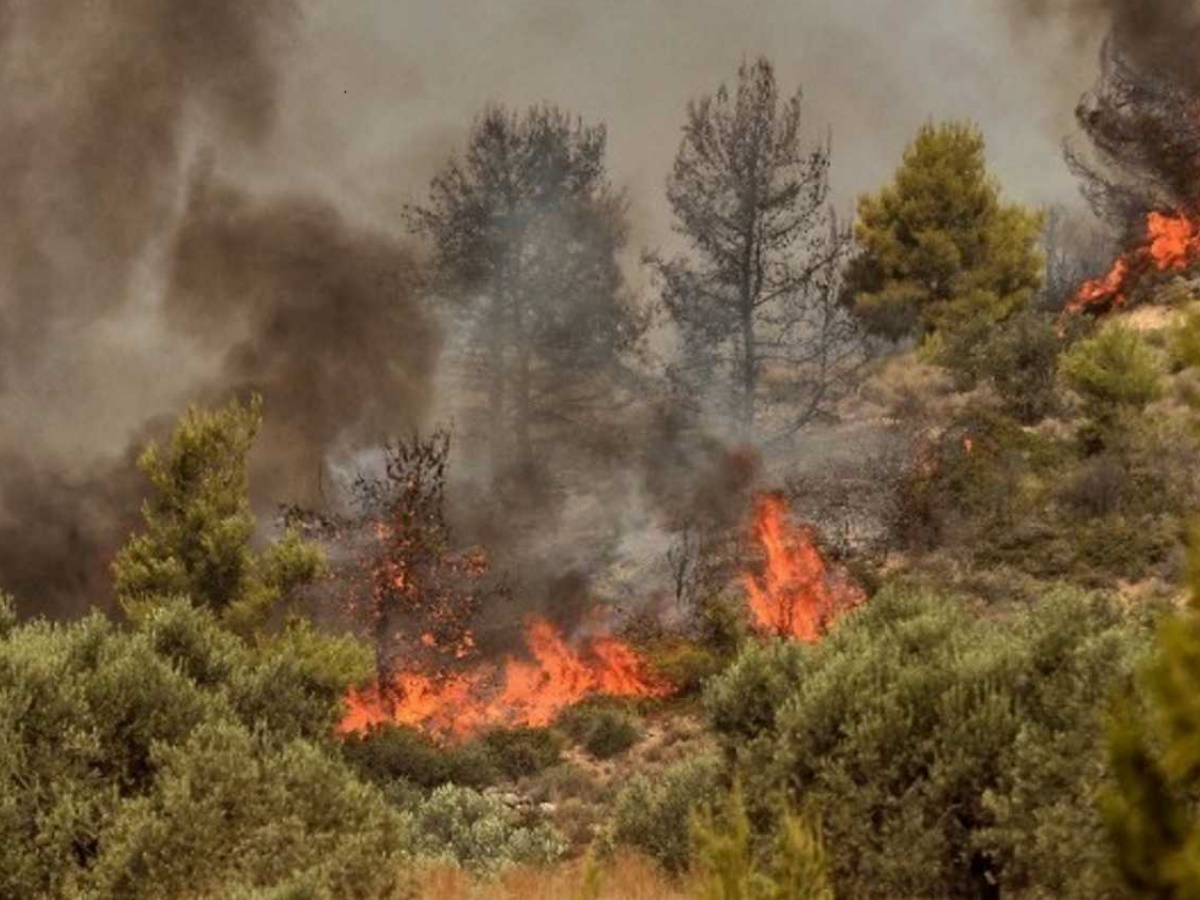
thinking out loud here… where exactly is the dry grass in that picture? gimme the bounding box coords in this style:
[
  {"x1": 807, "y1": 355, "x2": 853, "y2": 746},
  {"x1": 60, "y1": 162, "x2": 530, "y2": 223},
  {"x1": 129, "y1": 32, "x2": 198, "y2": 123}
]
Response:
[{"x1": 412, "y1": 853, "x2": 692, "y2": 900}]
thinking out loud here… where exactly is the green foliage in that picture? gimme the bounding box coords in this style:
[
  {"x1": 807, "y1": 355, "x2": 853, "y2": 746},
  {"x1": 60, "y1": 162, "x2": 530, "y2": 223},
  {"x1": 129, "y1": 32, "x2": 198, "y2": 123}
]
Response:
[
  {"x1": 1171, "y1": 307, "x2": 1200, "y2": 373},
  {"x1": 480, "y1": 726, "x2": 566, "y2": 779},
  {"x1": 846, "y1": 121, "x2": 1043, "y2": 345},
  {"x1": 1061, "y1": 324, "x2": 1164, "y2": 422},
  {"x1": 1104, "y1": 534, "x2": 1200, "y2": 896},
  {"x1": 557, "y1": 703, "x2": 643, "y2": 759},
  {"x1": 0, "y1": 591, "x2": 16, "y2": 637},
  {"x1": 644, "y1": 635, "x2": 730, "y2": 697},
  {"x1": 967, "y1": 309, "x2": 1062, "y2": 423},
  {"x1": 892, "y1": 395, "x2": 1195, "y2": 586},
  {"x1": 86, "y1": 721, "x2": 408, "y2": 900},
  {"x1": 691, "y1": 782, "x2": 833, "y2": 900},
  {"x1": 340, "y1": 723, "x2": 500, "y2": 791},
  {"x1": 341, "y1": 723, "x2": 563, "y2": 791},
  {"x1": 0, "y1": 598, "x2": 396, "y2": 899},
  {"x1": 705, "y1": 586, "x2": 1149, "y2": 899},
  {"x1": 607, "y1": 752, "x2": 724, "y2": 874},
  {"x1": 112, "y1": 395, "x2": 324, "y2": 633},
  {"x1": 0, "y1": 395, "x2": 378, "y2": 900},
  {"x1": 403, "y1": 783, "x2": 566, "y2": 873}
]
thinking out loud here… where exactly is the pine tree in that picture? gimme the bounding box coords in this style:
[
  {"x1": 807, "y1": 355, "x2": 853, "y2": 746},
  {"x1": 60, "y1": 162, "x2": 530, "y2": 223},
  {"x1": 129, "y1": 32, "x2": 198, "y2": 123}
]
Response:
[
  {"x1": 111, "y1": 395, "x2": 323, "y2": 633},
  {"x1": 1105, "y1": 313, "x2": 1200, "y2": 897},
  {"x1": 409, "y1": 105, "x2": 645, "y2": 489},
  {"x1": 649, "y1": 57, "x2": 861, "y2": 439},
  {"x1": 845, "y1": 122, "x2": 1043, "y2": 346}
]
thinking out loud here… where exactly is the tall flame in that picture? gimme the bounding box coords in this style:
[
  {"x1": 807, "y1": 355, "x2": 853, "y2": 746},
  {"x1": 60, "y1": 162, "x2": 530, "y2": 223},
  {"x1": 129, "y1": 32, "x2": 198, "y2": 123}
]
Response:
[
  {"x1": 338, "y1": 616, "x2": 672, "y2": 739},
  {"x1": 742, "y1": 494, "x2": 863, "y2": 641},
  {"x1": 1068, "y1": 210, "x2": 1200, "y2": 316}
]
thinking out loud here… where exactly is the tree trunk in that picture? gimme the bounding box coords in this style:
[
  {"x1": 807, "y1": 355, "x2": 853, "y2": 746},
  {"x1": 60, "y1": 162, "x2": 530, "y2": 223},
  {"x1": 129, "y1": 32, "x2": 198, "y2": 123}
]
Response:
[
  {"x1": 485, "y1": 291, "x2": 507, "y2": 487},
  {"x1": 740, "y1": 286, "x2": 756, "y2": 436},
  {"x1": 513, "y1": 290, "x2": 534, "y2": 474}
]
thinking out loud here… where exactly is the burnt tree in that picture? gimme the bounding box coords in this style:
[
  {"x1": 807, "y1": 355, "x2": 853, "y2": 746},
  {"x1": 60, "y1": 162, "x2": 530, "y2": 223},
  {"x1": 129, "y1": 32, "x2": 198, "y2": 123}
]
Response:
[
  {"x1": 1068, "y1": 39, "x2": 1200, "y2": 236},
  {"x1": 409, "y1": 105, "x2": 646, "y2": 495},
  {"x1": 648, "y1": 57, "x2": 862, "y2": 441},
  {"x1": 344, "y1": 431, "x2": 504, "y2": 688}
]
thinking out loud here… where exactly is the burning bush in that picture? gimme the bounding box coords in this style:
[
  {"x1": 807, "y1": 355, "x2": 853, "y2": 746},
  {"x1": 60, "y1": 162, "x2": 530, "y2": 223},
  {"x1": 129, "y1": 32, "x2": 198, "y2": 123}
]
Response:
[
  {"x1": 742, "y1": 493, "x2": 865, "y2": 642},
  {"x1": 339, "y1": 615, "x2": 672, "y2": 740},
  {"x1": 339, "y1": 430, "x2": 507, "y2": 686}
]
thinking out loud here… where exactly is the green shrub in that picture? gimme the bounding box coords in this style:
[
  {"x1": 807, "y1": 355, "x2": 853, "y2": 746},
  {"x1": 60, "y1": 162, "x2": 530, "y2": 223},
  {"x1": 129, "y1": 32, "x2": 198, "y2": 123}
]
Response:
[
  {"x1": 558, "y1": 704, "x2": 643, "y2": 759},
  {"x1": 644, "y1": 639, "x2": 727, "y2": 696},
  {"x1": 403, "y1": 783, "x2": 566, "y2": 872},
  {"x1": 0, "y1": 592, "x2": 16, "y2": 638},
  {"x1": 86, "y1": 721, "x2": 408, "y2": 900},
  {"x1": 705, "y1": 585, "x2": 1150, "y2": 899},
  {"x1": 1062, "y1": 324, "x2": 1164, "y2": 421},
  {"x1": 691, "y1": 782, "x2": 833, "y2": 900},
  {"x1": 969, "y1": 309, "x2": 1062, "y2": 423},
  {"x1": 607, "y1": 752, "x2": 724, "y2": 874},
  {"x1": 112, "y1": 395, "x2": 324, "y2": 634},
  {"x1": 340, "y1": 723, "x2": 500, "y2": 790},
  {"x1": 1104, "y1": 531, "x2": 1200, "y2": 895},
  {"x1": 0, "y1": 600, "x2": 402, "y2": 899},
  {"x1": 480, "y1": 726, "x2": 565, "y2": 779}
]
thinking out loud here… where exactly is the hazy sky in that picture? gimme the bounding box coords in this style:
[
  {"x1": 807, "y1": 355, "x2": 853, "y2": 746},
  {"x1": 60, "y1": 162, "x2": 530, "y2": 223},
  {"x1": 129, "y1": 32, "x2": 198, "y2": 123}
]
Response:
[
  {"x1": 0, "y1": 0, "x2": 1114, "y2": 614},
  {"x1": 275, "y1": 0, "x2": 1100, "y2": 248}
]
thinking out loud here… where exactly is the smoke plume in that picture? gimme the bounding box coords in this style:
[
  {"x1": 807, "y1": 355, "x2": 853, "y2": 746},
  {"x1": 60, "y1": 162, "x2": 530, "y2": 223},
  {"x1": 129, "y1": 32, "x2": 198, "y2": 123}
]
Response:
[
  {"x1": 1006, "y1": 0, "x2": 1200, "y2": 232},
  {"x1": 0, "y1": 1, "x2": 438, "y2": 616}
]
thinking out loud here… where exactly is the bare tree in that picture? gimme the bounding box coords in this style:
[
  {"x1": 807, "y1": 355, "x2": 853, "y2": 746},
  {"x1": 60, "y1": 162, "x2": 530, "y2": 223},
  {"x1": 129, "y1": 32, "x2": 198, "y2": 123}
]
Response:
[{"x1": 648, "y1": 57, "x2": 863, "y2": 441}]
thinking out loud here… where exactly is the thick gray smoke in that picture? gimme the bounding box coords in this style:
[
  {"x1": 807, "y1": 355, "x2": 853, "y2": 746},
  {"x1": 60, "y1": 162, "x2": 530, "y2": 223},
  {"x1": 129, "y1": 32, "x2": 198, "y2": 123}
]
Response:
[
  {"x1": 0, "y1": 1, "x2": 438, "y2": 616},
  {"x1": 164, "y1": 170, "x2": 438, "y2": 506},
  {"x1": 0, "y1": 0, "x2": 293, "y2": 374},
  {"x1": 1010, "y1": 0, "x2": 1200, "y2": 88},
  {"x1": 1007, "y1": 0, "x2": 1200, "y2": 232},
  {"x1": 0, "y1": 0, "x2": 1134, "y2": 621}
]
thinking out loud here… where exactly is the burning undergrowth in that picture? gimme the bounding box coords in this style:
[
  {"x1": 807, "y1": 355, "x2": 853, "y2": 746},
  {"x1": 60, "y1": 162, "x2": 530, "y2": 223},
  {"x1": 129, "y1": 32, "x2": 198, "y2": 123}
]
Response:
[
  {"x1": 742, "y1": 492, "x2": 865, "y2": 642},
  {"x1": 331, "y1": 470, "x2": 863, "y2": 739},
  {"x1": 317, "y1": 432, "x2": 674, "y2": 739},
  {"x1": 338, "y1": 617, "x2": 673, "y2": 738},
  {"x1": 1069, "y1": 208, "x2": 1200, "y2": 315}
]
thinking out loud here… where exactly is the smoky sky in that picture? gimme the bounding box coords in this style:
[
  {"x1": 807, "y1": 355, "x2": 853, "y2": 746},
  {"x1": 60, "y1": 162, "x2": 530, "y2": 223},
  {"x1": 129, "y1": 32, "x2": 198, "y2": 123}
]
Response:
[
  {"x1": 0, "y1": 0, "x2": 1125, "y2": 617},
  {"x1": 280, "y1": 0, "x2": 1099, "y2": 251},
  {"x1": 0, "y1": 0, "x2": 438, "y2": 616}
]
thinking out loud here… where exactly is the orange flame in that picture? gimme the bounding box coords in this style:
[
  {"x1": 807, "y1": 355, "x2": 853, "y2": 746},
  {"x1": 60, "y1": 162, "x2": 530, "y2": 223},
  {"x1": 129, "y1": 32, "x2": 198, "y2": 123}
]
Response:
[
  {"x1": 1068, "y1": 210, "x2": 1200, "y2": 316},
  {"x1": 742, "y1": 494, "x2": 864, "y2": 641},
  {"x1": 338, "y1": 616, "x2": 672, "y2": 739}
]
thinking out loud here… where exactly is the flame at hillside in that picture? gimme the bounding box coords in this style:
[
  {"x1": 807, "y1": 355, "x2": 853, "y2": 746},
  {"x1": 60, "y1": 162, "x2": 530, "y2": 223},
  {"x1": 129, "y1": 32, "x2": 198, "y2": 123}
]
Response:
[
  {"x1": 743, "y1": 494, "x2": 864, "y2": 641},
  {"x1": 338, "y1": 617, "x2": 672, "y2": 739},
  {"x1": 1068, "y1": 210, "x2": 1200, "y2": 316}
]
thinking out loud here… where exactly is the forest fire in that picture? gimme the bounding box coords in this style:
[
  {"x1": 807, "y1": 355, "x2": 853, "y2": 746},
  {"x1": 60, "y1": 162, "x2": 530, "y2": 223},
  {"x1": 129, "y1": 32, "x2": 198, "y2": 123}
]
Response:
[
  {"x1": 743, "y1": 493, "x2": 864, "y2": 641},
  {"x1": 338, "y1": 617, "x2": 672, "y2": 739},
  {"x1": 1068, "y1": 210, "x2": 1200, "y2": 316}
]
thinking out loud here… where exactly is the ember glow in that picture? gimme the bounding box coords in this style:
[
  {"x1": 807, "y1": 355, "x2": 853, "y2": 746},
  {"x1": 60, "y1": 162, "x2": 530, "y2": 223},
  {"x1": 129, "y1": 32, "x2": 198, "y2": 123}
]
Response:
[
  {"x1": 338, "y1": 617, "x2": 672, "y2": 738},
  {"x1": 1068, "y1": 210, "x2": 1200, "y2": 316},
  {"x1": 743, "y1": 493, "x2": 864, "y2": 641}
]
